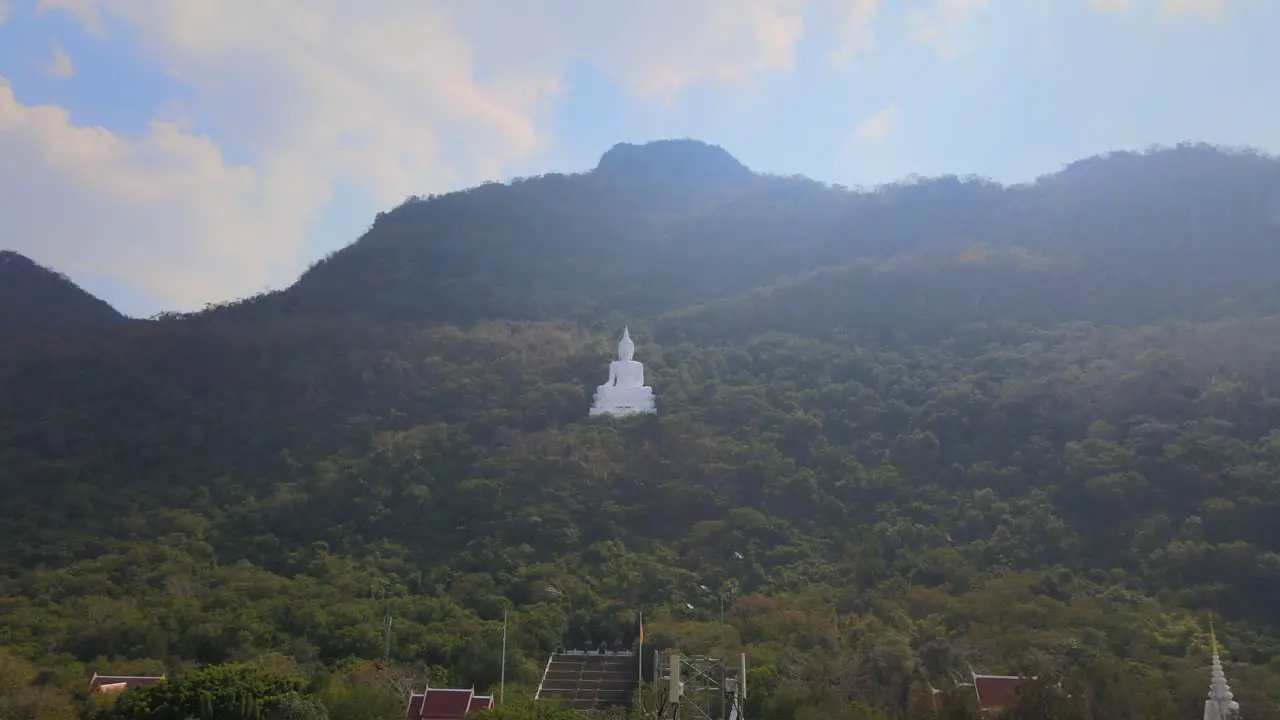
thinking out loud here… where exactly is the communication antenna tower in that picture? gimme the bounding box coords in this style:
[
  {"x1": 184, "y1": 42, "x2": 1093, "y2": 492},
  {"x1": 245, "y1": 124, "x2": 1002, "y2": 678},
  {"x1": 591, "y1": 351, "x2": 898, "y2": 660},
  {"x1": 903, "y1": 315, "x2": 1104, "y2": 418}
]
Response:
[{"x1": 651, "y1": 651, "x2": 746, "y2": 720}]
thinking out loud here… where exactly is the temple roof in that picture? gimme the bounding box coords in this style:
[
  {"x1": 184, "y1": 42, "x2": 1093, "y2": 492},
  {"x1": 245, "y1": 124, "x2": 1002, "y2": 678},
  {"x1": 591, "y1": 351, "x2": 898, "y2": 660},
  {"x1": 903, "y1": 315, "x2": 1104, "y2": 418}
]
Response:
[
  {"x1": 972, "y1": 674, "x2": 1023, "y2": 710},
  {"x1": 88, "y1": 673, "x2": 164, "y2": 693},
  {"x1": 929, "y1": 673, "x2": 1031, "y2": 714}
]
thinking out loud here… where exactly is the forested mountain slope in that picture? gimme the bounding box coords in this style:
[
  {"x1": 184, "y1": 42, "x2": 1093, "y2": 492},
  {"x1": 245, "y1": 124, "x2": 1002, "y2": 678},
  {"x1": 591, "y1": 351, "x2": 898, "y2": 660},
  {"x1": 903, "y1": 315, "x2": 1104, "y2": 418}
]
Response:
[
  {"x1": 3, "y1": 141, "x2": 1280, "y2": 720},
  {"x1": 0, "y1": 251, "x2": 128, "y2": 337},
  {"x1": 204, "y1": 141, "x2": 1280, "y2": 333}
]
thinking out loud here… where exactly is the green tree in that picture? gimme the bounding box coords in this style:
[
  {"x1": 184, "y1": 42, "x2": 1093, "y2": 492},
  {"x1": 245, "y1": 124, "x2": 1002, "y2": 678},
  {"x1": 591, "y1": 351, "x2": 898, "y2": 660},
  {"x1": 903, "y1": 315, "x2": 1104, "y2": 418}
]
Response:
[{"x1": 100, "y1": 665, "x2": 302, "y2": 720}]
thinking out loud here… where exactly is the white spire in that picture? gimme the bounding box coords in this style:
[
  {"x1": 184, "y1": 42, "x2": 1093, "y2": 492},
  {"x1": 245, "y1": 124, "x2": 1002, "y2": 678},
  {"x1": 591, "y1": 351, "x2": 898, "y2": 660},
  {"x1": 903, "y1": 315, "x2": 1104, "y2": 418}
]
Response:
[{"x1": 1205, "y1": 624, "x2": 1240, "y2": 720}]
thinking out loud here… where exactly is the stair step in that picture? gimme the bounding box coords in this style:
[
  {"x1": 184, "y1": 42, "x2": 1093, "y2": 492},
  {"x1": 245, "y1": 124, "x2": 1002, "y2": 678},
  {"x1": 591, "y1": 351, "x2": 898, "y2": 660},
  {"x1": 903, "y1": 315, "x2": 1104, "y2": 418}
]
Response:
[{"x1": 535, "y1": 653, "x2": 639, "y2": 709}]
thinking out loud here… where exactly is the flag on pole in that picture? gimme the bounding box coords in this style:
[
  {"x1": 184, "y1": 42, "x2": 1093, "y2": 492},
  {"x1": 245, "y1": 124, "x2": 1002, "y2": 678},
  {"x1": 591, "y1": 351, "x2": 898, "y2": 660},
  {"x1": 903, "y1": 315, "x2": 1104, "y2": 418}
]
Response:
[{"x1": 637, "y1": 611, "x2": 644, "y2": 687}]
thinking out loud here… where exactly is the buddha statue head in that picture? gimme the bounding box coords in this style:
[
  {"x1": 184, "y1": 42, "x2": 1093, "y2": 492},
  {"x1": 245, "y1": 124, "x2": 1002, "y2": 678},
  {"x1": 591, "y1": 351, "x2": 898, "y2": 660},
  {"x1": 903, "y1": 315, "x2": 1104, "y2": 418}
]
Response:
[{"x1": 618, "y1": 327, "x2": 635, "y2": 362}]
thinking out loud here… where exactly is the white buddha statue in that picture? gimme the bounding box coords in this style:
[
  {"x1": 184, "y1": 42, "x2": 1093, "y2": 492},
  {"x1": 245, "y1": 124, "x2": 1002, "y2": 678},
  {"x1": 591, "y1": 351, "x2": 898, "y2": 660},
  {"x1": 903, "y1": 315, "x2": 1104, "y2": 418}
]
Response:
[{"x1": 589, "y1": 327, "x2": 656, "y2": 418}]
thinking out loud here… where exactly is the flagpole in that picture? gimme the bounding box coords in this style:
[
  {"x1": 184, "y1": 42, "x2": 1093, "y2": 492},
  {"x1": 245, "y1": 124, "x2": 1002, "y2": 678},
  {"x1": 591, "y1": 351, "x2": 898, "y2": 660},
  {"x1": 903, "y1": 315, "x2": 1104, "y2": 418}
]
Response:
[{"x1": 500, "y1": 610, "x2": 508, "y2": 705}]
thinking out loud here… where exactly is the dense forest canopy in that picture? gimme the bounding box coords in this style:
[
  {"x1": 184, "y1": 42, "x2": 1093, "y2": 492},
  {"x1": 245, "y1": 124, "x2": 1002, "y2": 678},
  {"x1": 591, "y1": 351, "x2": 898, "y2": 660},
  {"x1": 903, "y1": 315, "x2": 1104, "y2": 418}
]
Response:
[{"x1": 2, "y1": 139, "x2": 1280, "y2": 719}]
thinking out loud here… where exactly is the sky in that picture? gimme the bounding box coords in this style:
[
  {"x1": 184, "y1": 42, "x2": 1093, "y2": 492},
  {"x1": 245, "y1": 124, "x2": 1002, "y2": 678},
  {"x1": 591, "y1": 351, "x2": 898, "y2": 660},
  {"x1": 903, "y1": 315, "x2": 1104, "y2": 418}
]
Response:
[{"x1": 0, "y1": 0, "x2": 1276, "y2": 317}]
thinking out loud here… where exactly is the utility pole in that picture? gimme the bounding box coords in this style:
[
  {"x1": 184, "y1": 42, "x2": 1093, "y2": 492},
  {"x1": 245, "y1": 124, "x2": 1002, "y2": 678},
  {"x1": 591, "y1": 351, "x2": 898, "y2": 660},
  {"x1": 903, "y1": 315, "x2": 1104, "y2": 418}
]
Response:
[
  {"x1": 696, "y1": 585, "x2": 726, "y2": 653},
  {"x1": 500, "y1": 610, "x2": 508, "y2": 705},
  {"x1": 382, "y1": 612, "x2": 394, "y2": 663},
  {"x1": 373, "y1": 578, "x2": 393, "y2": 665},
  {"x1": 718, "y1": 593, "x2": 725, "y2": 653}
]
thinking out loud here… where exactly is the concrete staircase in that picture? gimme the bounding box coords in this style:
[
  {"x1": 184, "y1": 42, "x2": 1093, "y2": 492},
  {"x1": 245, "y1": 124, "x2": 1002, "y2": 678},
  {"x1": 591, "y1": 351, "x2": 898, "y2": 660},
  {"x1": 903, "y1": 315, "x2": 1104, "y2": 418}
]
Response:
[{"x1": 534, "y1": 651, "x2": 637, "y2": 710}]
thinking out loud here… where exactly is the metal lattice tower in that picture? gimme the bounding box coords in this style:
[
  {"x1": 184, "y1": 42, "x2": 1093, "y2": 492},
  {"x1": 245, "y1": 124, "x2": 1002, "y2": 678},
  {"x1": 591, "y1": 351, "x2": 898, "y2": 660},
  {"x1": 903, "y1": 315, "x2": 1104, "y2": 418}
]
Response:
[{"x1": 650, "y1": 651, "x2": 746, "y2": 720}]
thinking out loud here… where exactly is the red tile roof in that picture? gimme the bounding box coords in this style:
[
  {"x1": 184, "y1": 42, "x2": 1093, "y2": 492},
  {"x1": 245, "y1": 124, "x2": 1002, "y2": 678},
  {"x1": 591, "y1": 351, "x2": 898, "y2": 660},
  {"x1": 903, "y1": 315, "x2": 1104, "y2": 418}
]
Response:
[
  {"x1": 89, "y1": 674, "x2": 164, "y2": 693},
  {"x1": 405, "y1": 688, "x2": 492, "y2": 720},
  {"x1": 929, "y1": 674, "x2": 1032, "y2": 715},
  {"x1": 930, "y1": 683, "x2": 976, "y2": 713},
  {"x1": 973, "y1": 674, "x2": 1023, "y2": 710}
]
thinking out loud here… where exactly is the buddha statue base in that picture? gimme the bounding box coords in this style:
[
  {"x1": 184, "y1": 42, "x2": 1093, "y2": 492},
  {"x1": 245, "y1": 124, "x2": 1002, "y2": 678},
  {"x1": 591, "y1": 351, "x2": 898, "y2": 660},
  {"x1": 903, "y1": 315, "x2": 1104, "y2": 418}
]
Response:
[{"x1": 589, "y1": 386, "x2": 656, "y2": 418}]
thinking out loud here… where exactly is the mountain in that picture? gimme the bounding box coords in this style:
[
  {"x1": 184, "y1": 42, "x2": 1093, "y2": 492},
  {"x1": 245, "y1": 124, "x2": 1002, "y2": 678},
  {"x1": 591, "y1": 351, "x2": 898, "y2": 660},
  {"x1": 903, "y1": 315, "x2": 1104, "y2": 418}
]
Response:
[
  {"x1": 207, "y1": 141, "x2": 1280, "y2": 336},
  {"x1": 3, "y1": 140, "x2": 1280, "y2": 720},
  {"x1": 0, "y1": 250, "x2": 128, "y2": 338},
  {"x1": 594, "y1": 138, "x2": 754, "y2": 181}
]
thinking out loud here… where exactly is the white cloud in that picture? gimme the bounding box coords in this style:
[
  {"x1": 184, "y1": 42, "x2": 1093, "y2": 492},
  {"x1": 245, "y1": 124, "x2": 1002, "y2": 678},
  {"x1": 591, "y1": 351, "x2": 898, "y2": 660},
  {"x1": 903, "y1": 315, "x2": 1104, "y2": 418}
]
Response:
[
  {"x1": 828, "y1": 0, "x2": 881, "y2": 68},
  {"x1": 11, "y1": 0, "x2": 1232, "y2": 313},
  {"x1": 44, "y1": 43, "x2": 75, "y2": 77},
  {"x1": 1160, "y1": 0, "x2": 1227, "y2": 17},
  {"x1": 0, "y1": 77, "x2": 299, "y2": 308},
  {"x1": 10, "y1": 0, "x2": 809, "y2": 311},
  {"x1": 559, "y1": 0, "x2": 808, "y2": 99},
  {"x1": 0, "y1": 0, "x2": 10, "y2": 24},
  {"x1": 1086, "y1": 0, "x2": 1232, "y2": 15},
  {"x1": 854, "y1": 103, "x2": 901, "y2": 143},
  {"x1": 909, "y1": 0, "x2": 989, "y2": 59}
]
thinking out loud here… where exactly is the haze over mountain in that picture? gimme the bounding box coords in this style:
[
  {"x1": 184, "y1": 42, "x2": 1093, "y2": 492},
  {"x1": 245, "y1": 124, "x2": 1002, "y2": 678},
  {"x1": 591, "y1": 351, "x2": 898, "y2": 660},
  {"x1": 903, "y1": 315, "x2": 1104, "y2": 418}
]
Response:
[
  {"x1": 2, "y1": 0, "x2": 1277, "y2": 316},
  {"x1": 3, "y1": 139, "x2": 1280, "y2": 718},
  {"x1": 213, "y1": 140, "x2": 1280, "y2": 336}
]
